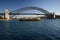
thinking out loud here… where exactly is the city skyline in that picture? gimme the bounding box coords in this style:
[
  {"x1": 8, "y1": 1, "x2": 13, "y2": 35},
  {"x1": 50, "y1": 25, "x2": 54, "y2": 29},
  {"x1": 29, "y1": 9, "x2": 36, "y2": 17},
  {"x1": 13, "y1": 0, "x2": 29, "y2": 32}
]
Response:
[{"x1": 0, "y1": 0, "x2": 60, "y2": 15}]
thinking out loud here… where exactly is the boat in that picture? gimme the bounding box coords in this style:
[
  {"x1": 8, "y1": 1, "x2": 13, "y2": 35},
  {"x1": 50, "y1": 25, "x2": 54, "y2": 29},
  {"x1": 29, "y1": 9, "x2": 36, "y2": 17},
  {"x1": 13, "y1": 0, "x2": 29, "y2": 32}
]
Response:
[{"x1": 19, "y1": 17, "x2": 41, "y2": 21}]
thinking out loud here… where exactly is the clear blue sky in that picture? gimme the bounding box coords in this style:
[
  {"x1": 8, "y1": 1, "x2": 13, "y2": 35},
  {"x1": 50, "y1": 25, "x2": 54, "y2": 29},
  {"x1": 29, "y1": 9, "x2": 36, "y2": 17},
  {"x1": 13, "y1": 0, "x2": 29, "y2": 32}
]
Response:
[{"x1": 0, "y1": 0, "x2": 60, "y2": 15}]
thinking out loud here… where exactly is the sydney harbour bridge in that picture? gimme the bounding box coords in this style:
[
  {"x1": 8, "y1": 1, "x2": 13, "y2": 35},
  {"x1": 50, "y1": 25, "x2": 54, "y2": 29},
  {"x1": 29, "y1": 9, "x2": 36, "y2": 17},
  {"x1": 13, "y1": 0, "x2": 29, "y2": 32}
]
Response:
[{"x1": 0, "y1": 6, "x2": 56, "y2": 19}]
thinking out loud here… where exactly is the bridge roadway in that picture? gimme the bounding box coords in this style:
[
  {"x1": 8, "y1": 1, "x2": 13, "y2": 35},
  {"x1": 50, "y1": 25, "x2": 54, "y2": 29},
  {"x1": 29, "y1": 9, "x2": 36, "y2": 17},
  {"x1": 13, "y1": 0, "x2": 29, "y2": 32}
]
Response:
[{"x1": 0, "y1": 13, "x2": 46, "y2": 15}]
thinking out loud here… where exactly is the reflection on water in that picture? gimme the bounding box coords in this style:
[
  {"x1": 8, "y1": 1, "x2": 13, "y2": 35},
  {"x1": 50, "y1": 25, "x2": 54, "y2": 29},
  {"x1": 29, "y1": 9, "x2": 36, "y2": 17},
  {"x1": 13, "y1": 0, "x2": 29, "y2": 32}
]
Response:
[
  {"x1": 0, "y1": 19, "x2": 60, "y2": 40},
  {"x1": 4, "y1": 21, "x2": 10, "y2": 37}
]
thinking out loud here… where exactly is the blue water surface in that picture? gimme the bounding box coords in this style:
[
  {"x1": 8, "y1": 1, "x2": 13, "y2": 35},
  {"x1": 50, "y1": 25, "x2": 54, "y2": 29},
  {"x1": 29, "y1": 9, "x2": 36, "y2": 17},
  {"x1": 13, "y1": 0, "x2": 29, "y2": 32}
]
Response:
[{"x1": 0, "y1": 19, "x2": 60, "y2": 40}]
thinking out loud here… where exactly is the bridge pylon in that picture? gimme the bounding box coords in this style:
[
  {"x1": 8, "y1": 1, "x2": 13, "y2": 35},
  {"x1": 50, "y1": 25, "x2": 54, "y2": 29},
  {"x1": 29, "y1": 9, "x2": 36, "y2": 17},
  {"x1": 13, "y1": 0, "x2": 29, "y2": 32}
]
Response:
[
  {"x1": 4, "y1": 9, "x2": 10, "y2": 20},
  {"x1": 53, "y1": 12, "x2": 56, "y2": 19}
]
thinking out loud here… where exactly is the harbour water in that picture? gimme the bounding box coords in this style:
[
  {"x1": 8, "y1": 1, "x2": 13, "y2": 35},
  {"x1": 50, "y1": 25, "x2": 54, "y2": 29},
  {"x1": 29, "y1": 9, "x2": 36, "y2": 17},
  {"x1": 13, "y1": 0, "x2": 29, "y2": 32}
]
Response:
[{"x1": 0, "y1": 19, "x2": 60, "y2": 40}]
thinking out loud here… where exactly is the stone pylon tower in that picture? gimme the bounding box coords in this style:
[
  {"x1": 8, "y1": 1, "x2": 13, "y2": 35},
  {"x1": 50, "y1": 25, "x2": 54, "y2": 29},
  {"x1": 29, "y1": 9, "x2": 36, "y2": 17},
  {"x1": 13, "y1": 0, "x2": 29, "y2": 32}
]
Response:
[
  {"x1": 53, "y1": 12, "x2": 56, "y2": 19},
  {"x1": 4, "y1": 9, "x2": 10, "y2": 20}
]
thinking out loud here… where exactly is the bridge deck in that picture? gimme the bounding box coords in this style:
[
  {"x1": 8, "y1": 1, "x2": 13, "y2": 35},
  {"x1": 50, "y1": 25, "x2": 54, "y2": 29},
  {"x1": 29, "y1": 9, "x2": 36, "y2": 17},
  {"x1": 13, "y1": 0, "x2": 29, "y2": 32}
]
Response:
[{"x1": 0, "y1": 13, "x2": 46, "y2": 15}]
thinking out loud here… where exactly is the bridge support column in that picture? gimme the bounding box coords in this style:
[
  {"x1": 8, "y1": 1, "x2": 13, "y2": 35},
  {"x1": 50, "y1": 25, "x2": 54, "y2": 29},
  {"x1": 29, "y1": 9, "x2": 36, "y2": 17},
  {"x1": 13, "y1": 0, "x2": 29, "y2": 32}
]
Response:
[
  {"x1": 4, "y1": 9, "x2": 10, "y2": 20},
  {"x1": 53, "y1": 12, "x2": 56, "y2": 19}
]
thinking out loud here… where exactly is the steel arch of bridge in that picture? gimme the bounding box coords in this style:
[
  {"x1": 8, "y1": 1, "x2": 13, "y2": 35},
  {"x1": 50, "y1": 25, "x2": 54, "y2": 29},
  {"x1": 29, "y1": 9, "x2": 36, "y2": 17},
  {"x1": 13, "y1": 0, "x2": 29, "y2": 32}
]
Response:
[
  {"x1": 11, "y1": 6, "x2": 50, "y2": 14},
  {"x1": 10, "y1": 6, "x2": 51, "y2": 18}
]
